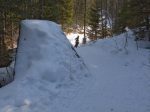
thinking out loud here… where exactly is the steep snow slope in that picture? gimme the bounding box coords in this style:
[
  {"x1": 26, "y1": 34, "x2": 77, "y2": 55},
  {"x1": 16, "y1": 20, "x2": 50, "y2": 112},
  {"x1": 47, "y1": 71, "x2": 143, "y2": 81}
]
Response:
[
  {"x1": 15, "y1": 20, "x2": 88, "y2": 82},
  {"x1": 0, "y1": 20, "x2": 89, "y2": 112}
]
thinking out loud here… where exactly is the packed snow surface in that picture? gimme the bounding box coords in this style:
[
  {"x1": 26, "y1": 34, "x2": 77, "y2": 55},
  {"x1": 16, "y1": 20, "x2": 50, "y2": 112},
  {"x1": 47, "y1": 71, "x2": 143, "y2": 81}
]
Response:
[{"x1": 0, "y1": 21, "x2": 150, "y2": 112}]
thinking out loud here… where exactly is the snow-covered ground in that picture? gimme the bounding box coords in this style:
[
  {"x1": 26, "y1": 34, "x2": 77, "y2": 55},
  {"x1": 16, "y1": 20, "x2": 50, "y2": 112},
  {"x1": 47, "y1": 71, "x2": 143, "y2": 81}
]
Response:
[
  {"x1": 0, "y1": 21, "x2": 150, "y2": 112},
  {"x1": 75, "y1": 33, "x2": 150, "y2": 112}
]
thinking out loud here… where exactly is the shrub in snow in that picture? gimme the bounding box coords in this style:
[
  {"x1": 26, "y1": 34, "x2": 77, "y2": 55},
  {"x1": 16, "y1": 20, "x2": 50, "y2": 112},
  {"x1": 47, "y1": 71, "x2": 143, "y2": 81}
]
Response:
[{"x1": 15, "y1": 20, "x2": 89, "y2": 86}]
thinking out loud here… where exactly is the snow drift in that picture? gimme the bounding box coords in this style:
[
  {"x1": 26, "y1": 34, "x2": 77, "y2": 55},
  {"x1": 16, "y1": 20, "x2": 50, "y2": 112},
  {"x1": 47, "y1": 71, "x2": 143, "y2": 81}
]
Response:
[
  {"x1": 15, "y1": 20, "x2": 88, "y2": 84},
  {"x1": 0, "y1": 20, "x2": 89, "y2": 112}
]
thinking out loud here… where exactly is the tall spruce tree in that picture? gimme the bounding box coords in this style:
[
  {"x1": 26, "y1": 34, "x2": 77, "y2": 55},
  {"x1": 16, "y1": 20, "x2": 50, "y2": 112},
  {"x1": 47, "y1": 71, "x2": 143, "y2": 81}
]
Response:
[
  {"x1": 88, "y1": 0, "x2": 101, "y2": 40},
  {"x1": 60, "y1": 0, "x2": 73, "y2": 29}
]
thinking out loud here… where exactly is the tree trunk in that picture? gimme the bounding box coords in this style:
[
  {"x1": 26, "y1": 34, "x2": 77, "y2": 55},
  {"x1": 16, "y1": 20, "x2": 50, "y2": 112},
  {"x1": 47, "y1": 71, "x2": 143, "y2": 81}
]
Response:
[{"x1": 83, "y1": 0, "x2": 86, "y2": 39}]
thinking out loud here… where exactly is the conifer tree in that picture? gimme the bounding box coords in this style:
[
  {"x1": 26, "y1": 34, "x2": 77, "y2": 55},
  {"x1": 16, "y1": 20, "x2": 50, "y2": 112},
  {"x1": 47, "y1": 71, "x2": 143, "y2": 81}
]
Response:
[
  {"x1": 88, "y1": 0, "x2": 101, "y2": 40},
  {"x1": 58, "y1": 0, "x2": 73, "y2": 29},
  {"x1": 117, "y1": 0, "x2": 150, "y2": 33}
]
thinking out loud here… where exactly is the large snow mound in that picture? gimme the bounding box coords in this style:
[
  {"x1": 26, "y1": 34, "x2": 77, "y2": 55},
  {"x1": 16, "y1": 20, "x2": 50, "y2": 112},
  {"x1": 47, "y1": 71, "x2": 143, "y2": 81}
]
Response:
[
  {"x1": 15, "y1": 20, "x2": 88, "y2": 84},
  {"x1": 0, "y1": 20, "x2": 89, "y2": 112}
]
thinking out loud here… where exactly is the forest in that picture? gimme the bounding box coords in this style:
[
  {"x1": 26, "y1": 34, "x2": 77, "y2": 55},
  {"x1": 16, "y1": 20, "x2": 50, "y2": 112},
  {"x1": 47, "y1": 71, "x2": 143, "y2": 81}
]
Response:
[{"x1": 0, "y1": 0, "x2": 150, "y2": 67}]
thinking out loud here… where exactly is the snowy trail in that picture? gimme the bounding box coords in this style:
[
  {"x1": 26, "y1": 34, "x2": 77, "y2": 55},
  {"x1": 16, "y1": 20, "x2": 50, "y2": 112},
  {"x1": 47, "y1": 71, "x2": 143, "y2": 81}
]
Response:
[{"x1": 55, "y1": 40, "x2": 150, "y2": 112}]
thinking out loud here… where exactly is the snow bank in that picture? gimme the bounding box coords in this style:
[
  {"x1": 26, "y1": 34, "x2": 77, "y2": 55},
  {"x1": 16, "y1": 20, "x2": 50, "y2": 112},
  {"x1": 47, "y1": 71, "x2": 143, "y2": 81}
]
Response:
[
  {"x1": 0, "y1": 63, "x2": 14, "y2": 87},
  {"x1": 15, "y1": 20, "x2": 88, "y2": 84},
  {"x1": 0, "y1": 20, "x2": 89, "y2": 112}
]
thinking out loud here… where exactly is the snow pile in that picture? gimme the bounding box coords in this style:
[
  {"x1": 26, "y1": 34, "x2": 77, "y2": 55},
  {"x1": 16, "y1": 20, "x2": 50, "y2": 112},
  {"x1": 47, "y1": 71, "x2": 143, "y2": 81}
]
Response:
[
  {"x1": 0, "y1": 20, "x2": 89, "y2": 112},
  {"x1": 0, "y1": 63, "x2": 14, "y2": 87},
  {"x1": 15, "y1": 20, "x2": 88, "y2": 84}
]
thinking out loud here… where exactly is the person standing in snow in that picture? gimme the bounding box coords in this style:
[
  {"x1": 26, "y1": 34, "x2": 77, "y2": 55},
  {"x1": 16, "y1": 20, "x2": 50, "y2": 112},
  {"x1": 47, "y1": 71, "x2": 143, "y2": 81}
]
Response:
[{"x1": 74, "y1": 35, "x2": 79, "y2": 48}]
